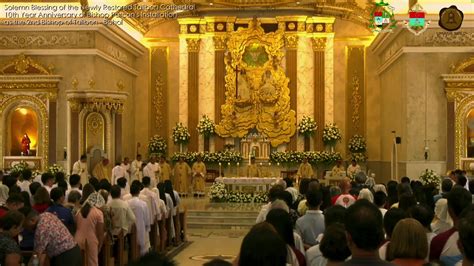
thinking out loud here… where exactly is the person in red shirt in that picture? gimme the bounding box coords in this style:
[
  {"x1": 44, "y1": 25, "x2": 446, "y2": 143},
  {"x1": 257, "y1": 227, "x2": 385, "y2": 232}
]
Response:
[
  {"x1": 331, "y1": 178, "x2": 357, "y2": 208},
  {"x1": 32, "y1": 187, "x2": 51, "y2": 214},
  {"x1": 0, "y1": 194, "x2": 24, "y2": 218}
]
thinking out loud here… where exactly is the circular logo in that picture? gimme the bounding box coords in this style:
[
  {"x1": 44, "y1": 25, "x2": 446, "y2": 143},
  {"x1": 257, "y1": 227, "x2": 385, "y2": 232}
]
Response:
[
  {"x1": 216, "y1": 23, "x2": 224, "y2": 31},
  {"x1": 439, "y1": 5, "x2": 464, "y2": 31},
  {"x1": 189, "y1": 25, "x2": 198, "y2": 33},
  {"x1": 287, "y1": 22, "x2": 296, "y2": 30}
]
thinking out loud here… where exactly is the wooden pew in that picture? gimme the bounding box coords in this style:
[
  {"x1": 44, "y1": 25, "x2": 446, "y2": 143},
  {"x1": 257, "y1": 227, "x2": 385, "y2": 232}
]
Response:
[
  {"x1": 165, "y1": 215, "x2": 172, "y2": 247},
  {"x1": 159, "y1": 218, "x2": 167, "y2": 252},
  {"x1": 115, "y1": 231, "x2": 125, "y2": 266},
  {"x1": 129, "y1": 224, "x2": 139, "y2": 261},
  {"x1": 173, "y1": 207, "x2": 182, "y2": 245},
  {"x1": 100, "y1": 233, "x2": 112, "y2": 266},
  {"x1": 149, "y1": 221, "x2": 159, "y2": 252}
]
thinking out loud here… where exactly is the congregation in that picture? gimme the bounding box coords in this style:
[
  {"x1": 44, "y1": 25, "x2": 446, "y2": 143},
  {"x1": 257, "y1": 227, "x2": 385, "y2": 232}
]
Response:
[
  {"x1": 0, "y1": 154, "x2": 187, "y2": 266},
  {"x1": 1, "y1": 153, "x2": 474, "y2": 266}
]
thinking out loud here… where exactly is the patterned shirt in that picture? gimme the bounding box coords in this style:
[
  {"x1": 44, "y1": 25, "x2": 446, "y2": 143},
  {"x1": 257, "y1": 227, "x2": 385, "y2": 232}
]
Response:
[
  {"x1": 34, "y1": 212, "x2": 77, "y2": 257},
  {"x1": 0, "y1": 232, "x2": 21, "y2": 265}
]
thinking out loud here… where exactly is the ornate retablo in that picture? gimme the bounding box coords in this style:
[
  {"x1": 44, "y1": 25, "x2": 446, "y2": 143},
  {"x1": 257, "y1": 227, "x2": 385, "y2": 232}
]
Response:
[{"x1": 215, "y1": 19, "x2": 296, "y2": 147}]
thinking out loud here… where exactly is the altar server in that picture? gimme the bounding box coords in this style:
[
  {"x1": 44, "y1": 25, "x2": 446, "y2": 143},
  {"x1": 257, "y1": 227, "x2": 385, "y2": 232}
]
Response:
[
  {"x1": 173, "y1": 156, "x2": 191, "y2": 196},
  {"x1": 72, "y1": 155, "x2": 89, "y2": 185},
  {"x1": 192, "y1": 155, "x2": 207, "y2": 197}
]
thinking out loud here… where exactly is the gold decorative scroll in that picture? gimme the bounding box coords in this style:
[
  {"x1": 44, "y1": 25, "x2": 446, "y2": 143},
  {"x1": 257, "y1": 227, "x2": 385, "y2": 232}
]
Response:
[{"x1": 215, "y1": 19, "x2": 296, "y2": 147}]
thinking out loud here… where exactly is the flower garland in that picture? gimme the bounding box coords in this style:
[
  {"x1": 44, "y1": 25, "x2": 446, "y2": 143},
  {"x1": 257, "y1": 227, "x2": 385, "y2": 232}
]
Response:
[
  {"x1": 172, "y1": 122, "x2": 191, "y2": 145},
  {"x1": 270, "y1": 151, "x2": 342, "y2": 166},
  {"x1": 47, "y1": 164, "x2": 64, "y2": 175},
  {"x1": 209, "y1": 182, "x2": 268, "y2": 203},
  {"x1": 148, "y1": 135, "x2": 167, "y2": 156},
  {"x1": 298, "y1": 116, "x2": 317, "y2": 137},
  {"x1": 419, "y1": 169, "x2": 440, "y2": 187},
  {"x1": 171, "y1": 151, "x2": 243, "y2": 164},
  {"x1": 322, "y1": 123, "x2": 342, "y2": 146},
  {"x1": 197, "y1": 115, "x2": 215, "y2": 137}
]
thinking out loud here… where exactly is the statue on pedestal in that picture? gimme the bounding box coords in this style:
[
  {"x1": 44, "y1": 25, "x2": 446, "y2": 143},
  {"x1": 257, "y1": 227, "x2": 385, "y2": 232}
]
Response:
[{"x1": 21, "y1": 133, "x2": 30, "y2": 156}]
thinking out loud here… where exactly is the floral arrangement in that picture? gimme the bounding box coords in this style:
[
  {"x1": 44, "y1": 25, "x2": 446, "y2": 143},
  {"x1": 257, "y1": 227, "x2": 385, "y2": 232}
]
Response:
[
  {"x1": 298, "y1": 116, "x2": 317, "y2": 137},
  {"x1": 10, "y1": 161, "x2": 30, "y2": 175},
  {"x1": 350, "y1": 153, "x2": 367, "y2": 163},
  {"x1": 270, "y1": 151, "x2": 342, "y2": 166},
  {"x1": 209, "y1": 182, "x2": 267, "y2": 203},
  {"x1": 419, "y1": 169, "x2": 441, "y2": 187},
  {"x1": 322, "y1": 123, "x2": 342, "y2": 146},
  {"x1": 197, "y1": 115, "x2": 215, "y2": 137},
  {"x1": 148, "y1": 135, "x2": 167, "y2": 156},
  {"x1": 172, "y1": 122, "x2": 191, "y2": 144},
  {"x1": 171, "y1": 151, "x2": 243, "y2": 164},
  {"x1": 47, "y1": 164, "x2": 65, "y2": 175},
  {"x1": 209, "y1": 182, "x2": 227, "y2": 202},
  {"x1": 348, "y1": 135, "x2": 367, "y2": 153}
]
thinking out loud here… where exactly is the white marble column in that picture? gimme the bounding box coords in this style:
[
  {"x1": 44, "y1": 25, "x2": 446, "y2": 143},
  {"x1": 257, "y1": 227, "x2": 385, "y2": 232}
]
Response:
[
  {"x1": 297, "y1": 36, "x2": 315, "y2": 151},
  {"x1": 198, "y1": 37, "x2": 216, "y2": 152}
]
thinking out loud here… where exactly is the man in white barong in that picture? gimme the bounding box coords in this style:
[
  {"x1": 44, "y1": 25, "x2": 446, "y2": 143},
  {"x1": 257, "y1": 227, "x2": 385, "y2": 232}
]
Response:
[
  {"x1": 127, "y1": 182, "x2": 150, "y2": 255},
  {"x1": 143, "y1": 156, "x2": 161, "y2": 187},
  {"x1": 72, "y1": 155, "x2": 88, "y2": 186},
  {"x1": 121, "y1": 157, "x2": 131, "y2": 182},
  {"x1": 112, "y1": 162, "x2": 126, "y2": 185}
]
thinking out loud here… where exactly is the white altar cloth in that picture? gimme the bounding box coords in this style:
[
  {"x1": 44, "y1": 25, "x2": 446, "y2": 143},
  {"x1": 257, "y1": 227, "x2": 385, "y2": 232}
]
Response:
[{"x1": 215, "y1": 177, "x2": 278, "y2": 193}]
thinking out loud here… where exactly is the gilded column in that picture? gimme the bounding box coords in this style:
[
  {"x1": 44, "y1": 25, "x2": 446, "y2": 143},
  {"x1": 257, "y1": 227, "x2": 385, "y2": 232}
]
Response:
[
  {"x1": 312, "y1": 37, "x2": 327, "y2": 151},
  {"x1": 345, "y1": 46, "x2": 366, "y2": 149},
  {"x1": 68, "y1": 100, "x2": 81, "y2": 171},
  {"x1": 48, "y1": 94, "x2": 57, "y2": 165},
  {"x1": 214, "y1": 35, "x2": 227, "y2": 152},
  {"x1": 150, "y1": 47, "x2": 169, "y2": 139},
  {"x1": 187, "y1": 38, "x2": 201, "y2": 152},
  {"x1": 198, "y1": 37, "x2": 216, "y2": 152},
  {"x1": 115, "y1": 112, "x2": 122, "y2": 163},
  {"x1": 285, "y1": 34, "x2": 298, "y2": 151}
]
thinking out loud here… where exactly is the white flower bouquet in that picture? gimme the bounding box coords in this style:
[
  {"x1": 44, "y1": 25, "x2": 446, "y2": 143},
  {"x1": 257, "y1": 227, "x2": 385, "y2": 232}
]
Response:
[
  {"x1": 322, "y1": 123, "x2": 342, "y2": 146},
  {"x1": 419, "y1": 169, "x2": 441, "y2": 187},
  {"x1": 148, "y1": 135, "x2": 167, "y2": 156},
  {"x1": 270, "y1": 151, "x2": 342, "y2": 166},
  {"x1": 350, "y1": 152, "x2": 367, "y2": 163},
  {"x1": 47, "y1": 164, "x2": 64, "y2": 175},
  {"x1": 197, "y1": 115, "x2": 215, "y2": 137},
  {"x1": 298, "y1": 116, "x2": 317, "y2": 137},
  {"x1": 10, "y1": 161, "x2": 30, "y2": 175},
  {"x1": 209, "y1": 182, "x2": 227, "y2": 202},
  {"x1": 172, "y1": 122, "x2": 191, "y2": 145},
  {"x1": 171, "y1": 151, "x2": 243, "y2": 165},
  {"x1": 348, "y1": 135, "x2": 367, "y2": 153}
]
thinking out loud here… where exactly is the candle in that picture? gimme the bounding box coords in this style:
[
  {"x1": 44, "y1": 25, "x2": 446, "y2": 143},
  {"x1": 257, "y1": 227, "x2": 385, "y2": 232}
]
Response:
[{"x1": 219, "y1": 162, "x2": 222, "y2": 177}]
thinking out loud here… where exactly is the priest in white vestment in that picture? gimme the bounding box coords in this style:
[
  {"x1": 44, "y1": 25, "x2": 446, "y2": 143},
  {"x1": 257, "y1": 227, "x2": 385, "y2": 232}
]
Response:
[
  {"x1": 143, "y1": 156, "x2": 161, "y2": 187},
  {"x1": 121, "y1": 157, "x2": 131, "y2": 181},
  {"x1": 72, "y1": 155, "x2": 88, "y2": 186},
  {"x1": 130, "y1": 154, "x2": 143, "y2": 182},
  {"x1": 112, "y1": 163, "x2": 127, "y2": 185}
]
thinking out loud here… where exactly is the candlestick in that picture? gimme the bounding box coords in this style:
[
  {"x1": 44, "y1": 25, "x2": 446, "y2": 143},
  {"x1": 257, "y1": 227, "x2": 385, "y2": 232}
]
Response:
[
  {"x1": 219, "y1": 162, "x2": 222, "y2": 177},
  {"x1": 237, "y1": 162, "x2": 240, "y2": 177}
]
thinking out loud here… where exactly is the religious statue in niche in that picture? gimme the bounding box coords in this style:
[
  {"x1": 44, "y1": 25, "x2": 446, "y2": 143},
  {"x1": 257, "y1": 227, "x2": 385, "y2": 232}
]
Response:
[
  {"x1": 215, "y1": 19, "x2": 296, "y2": 147},
  {"x1": 21, "y1": 133, "x2": 31, "y2": 156}
]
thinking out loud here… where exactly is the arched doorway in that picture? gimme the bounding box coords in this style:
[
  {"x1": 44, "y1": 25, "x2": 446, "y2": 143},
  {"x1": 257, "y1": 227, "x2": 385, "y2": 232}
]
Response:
[{"x1": 8, "y1": 107, "x2": 39, "y2": 156}]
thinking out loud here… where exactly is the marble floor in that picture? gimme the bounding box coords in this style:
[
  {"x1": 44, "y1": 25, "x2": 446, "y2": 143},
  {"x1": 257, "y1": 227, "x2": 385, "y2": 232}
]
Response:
[
  {"x1": 173, "y1": 228, "x2": 246, "y2": 265},
  {"x1": 172, "y1": 197, "x2": 262, "y2": 265}
]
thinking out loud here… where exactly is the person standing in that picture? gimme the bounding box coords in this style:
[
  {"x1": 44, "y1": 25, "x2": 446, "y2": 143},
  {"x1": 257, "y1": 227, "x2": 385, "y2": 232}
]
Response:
[
  {"x1": 130, "y1": 154, "x2": 143, "y2": 182},
  {"x1": 331, "y1": 160, "x2": 346, "y2": 177},
  {"x1": 121, "y1": 157, "x2": 131, "y2": 181},
  {"x1": 297, "y1": 157, "x2": 314, "y2": 179},
  {"x1": 192, "y1": 155, "x2": 207, "y2": 197},
  {"x1": 159, "y1": 156, "x2": 172, "y2": 182},
  {"x1": 143, "y1": 156, "x2": 161, "y2": 188},
  {"x1": 75, "y1": 193, "x2": 105, "y2": 266},
  {"x1": 173, "y1": 156, "x2": 191, "y2": 197},
  {"x1": 246, "y1": 157, "x2": 261, "y2": 177},
  {"x1": 127, "y1": 182, "x2": 150, "y2": 255},
  {"x1": 72, "y1": 155, "x2": 88, "y2": 186},
  {"x1": 92, "y1": 158, "x2": 112, "y2": 182},
  {"x1": 111, "y1": 162, "x2": 126, "y2": 185}
]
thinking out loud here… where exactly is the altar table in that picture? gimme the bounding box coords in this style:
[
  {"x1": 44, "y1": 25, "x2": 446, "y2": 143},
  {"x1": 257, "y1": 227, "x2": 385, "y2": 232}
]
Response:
[{"x1": 215, "y1": 177, "x2": 278, "y2": 193}]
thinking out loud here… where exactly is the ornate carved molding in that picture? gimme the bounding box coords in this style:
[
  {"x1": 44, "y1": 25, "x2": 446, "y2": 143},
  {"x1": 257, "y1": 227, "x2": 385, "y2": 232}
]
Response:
[
  {"x1": 67, "y1": 91, "x2": 128, "y2": 114},
  {"x1": 0, "y1": 32, "x2": 93, "y2": 49},
  {"x1": 0, "y1": 54, "x2": 52, "y2": 75},
  {"x1": 86, "y1": 112, "x2": 104, "y2": 136},
  {"x1": 425, "y1": 32, "x2": 474, "y2": 47},
  {"x1": 351, "y1": 72, "x2": 362, "y2": 128},
  {"x1": 153, "y1": 72, "x2": 165, "y2": 130},
  {"x1": 284, "y1": 34, "x2": 299, "y2": 50},
  {"x1": 186, "y1": 38, "x2": 201, "y2": 53},
  {"x1": 312, "y1": 37, "x2": 327, "y2": 52},
  {"x1": 106, "y1": 45, "x2": 128, "y2": 64},
  {"x1": 213, "y1": 35, "x2": 228, "y2": 51}
]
